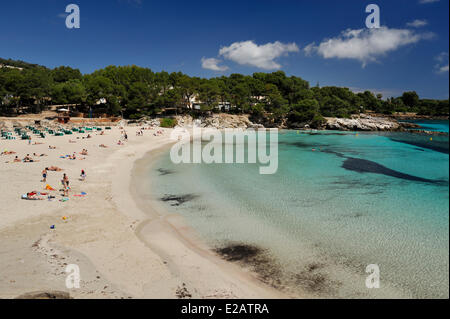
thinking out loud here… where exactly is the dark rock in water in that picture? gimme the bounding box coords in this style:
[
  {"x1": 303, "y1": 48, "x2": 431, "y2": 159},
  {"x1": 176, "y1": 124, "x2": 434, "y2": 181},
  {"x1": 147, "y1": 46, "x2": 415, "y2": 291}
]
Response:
[
  {"x1": 400, "y1": 122, "x2": 422, "y2": 129},
  {"x1": 15, "y1": 291, "x2": 71, "y2": 299},
  {"x1": 157, "y1": 168, "x2": 175, "y2": 176},
  {"x1": 342, "y1": 157, "x2": 445, "y2": 185},
  {"x1": 160, "y1": 194, "x2": 198, "y2": 206}
]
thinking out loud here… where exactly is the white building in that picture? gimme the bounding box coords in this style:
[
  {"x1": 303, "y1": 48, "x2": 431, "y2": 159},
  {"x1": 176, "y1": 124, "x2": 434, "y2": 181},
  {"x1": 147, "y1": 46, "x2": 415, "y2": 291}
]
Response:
[
  {"x1": 0, "y1": 64, "x2": 23, "y2": 71},
  {"x1": 188, "y1": 94, "x2": 234, "y2": 111},
  {"x1": 250, "y1": 95, "x2": 268, "y2": 105}
]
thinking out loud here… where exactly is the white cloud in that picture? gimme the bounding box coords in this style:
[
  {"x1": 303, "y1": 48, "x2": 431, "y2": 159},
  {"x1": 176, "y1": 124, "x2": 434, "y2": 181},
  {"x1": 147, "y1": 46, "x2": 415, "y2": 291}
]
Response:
[
  {"x1": 435, "y1": 52, "x2": 449, "y2": 73},
  {"x1": 419, "y1": 0, "x2": 440, "y2": 4},
  {"x1": 304, "y1": 27, "x2": 434, "y2": 67},
  {"x1": 439, "y1": 65, "x2": 450, "y2": 73},
  {"x1": 406, "y1": 19, "x2": 428, "y2": 28},
  {"x1": 218, "y1": 40, "x2": 299, "y2": 70},
  {"x1": 201, "y1": 57, "x2": 228, "y2": 72}
]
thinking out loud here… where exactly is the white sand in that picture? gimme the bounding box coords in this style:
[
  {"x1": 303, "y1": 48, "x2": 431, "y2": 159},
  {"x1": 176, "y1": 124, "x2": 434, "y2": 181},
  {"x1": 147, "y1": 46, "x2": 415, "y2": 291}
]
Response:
[{"x1": 0, "y1": 122, "x2": 288, "y2": 299}]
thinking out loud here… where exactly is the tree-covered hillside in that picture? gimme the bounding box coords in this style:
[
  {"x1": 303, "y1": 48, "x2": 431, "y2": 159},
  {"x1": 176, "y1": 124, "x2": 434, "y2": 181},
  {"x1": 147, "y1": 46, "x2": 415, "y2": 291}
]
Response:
[{"x1": 1, "y1": 58, "x2": 448, "y2": 126}]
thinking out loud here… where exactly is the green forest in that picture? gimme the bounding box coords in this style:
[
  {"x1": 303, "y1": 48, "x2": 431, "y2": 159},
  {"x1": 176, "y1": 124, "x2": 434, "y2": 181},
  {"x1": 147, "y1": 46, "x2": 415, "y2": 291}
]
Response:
[{"x1": 1, "y1": 57, "x2": 448, "y2": 127}]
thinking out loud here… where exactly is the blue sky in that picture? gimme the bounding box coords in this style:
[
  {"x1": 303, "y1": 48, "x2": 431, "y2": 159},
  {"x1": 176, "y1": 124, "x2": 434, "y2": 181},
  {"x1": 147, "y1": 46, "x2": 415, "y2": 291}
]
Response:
[{"x1": 0, "y1": 0, "x2": 448, "y2": 99}]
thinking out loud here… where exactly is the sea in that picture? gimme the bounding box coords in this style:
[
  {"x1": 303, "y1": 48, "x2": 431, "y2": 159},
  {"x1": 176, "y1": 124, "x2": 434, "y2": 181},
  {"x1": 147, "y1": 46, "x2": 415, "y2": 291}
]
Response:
[{"x1": 146, "y1": 120, "x2": 449, "y2": 298}]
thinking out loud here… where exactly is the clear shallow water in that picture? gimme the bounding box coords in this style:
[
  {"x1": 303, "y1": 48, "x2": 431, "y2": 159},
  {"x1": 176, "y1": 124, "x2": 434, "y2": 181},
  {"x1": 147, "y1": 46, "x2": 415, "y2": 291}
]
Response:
[
  {"x1": 401, "y1": 119, "x2": 449, "y2": 133},
  {"x1": 148, "y1": 129, "x2": 449, "y2": 298}
]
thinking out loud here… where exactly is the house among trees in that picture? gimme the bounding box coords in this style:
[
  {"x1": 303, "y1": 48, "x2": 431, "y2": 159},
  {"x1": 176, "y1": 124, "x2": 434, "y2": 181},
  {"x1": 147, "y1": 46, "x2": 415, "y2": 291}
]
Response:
[
  {"x1": 0, "y1": 64, "x2": 23, "y2": 71},
  {"x1": 56, "y1": 108, "x2": 70, "y2": 124}
]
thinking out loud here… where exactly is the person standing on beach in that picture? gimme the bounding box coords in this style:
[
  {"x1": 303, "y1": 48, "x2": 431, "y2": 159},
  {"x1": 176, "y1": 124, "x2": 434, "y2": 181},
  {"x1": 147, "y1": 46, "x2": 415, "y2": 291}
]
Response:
[
  {"x1": 62, "y1": 173, "x2": 70, "y2": 197},
  {"x1": 42, "y1": 168, "x2": 48, "y2": 182},
  {"x1": 80, "y1": 169, "x2": 86, "y2": 181}
]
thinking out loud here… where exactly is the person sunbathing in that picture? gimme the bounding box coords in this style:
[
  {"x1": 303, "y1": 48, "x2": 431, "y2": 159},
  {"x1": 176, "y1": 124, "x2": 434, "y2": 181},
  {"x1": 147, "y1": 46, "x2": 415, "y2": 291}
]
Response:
[
  {"x1": 48, "y1": 166, "x2": 63, "y2": 171},
  {"x1": 13, "y1": 156, "x2": 21, "y2": 162},
  {"x1": 80, "y1": 149, "x2": 88, "y2": 155},
  {"x1": 1, "y1": 150, "x2": 16, "y2": 155},
  {"x1": 99, "y1": 144, "x2": 108, "y2": 148},
  {"x1": 23, "y1": 154, "x2": 33, "y2": 162},
  {"x1": 22, "y1": 192, "x2": 44, "y2": 200},
  {"x1": 49, "y1": 145, "x2": 57, "y2": 149},
  {"x1": 33, "y1": 142, "x2": 44, "y2": 145}
]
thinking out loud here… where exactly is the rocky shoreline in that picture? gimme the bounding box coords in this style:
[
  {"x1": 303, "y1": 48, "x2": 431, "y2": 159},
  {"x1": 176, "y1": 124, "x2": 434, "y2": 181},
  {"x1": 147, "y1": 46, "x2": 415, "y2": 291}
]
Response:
[
  {"x1": 163, "y1": 113, "x2": 447, "y2": 135},
  {"x1": 324, "y1": 115, "x2": 403, "y2": 131},
  {"x1": 322, "y1": 114, "x2": 448, "y2": 134},
  {"x1": 2, "y1": 112, "x2": 446, "y2": 135}
]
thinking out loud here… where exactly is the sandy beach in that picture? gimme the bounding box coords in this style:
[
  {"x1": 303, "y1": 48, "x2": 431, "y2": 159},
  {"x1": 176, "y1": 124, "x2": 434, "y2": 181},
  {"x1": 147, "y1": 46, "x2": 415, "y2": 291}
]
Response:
[{"x1": 0, "y1": 120, "x2": 287, "y2": 299}]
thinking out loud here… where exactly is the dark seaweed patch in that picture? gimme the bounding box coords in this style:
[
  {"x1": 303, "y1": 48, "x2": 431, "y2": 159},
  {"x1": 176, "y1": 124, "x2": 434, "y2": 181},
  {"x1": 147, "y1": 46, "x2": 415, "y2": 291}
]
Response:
[
  {"x1": 306, "y1": 262, "x2": 325, "y2": 272},
  {"x1": 294, "y1": 263, "x2": 341, "y2": 294},
  {"x1": 305, "y1": 132, "x2": 349, "y2": 136},
  {"x1": 279, "y1": 141, "x2": 330, "y2": 149},
  {"x1": 320, "y1": 149, "x2": 346, "y2": 158},
  {"x1": 387, "y1": 132, "x2": 449, "y2": 154},
  {"x1": 342, "y1": 157, "x2": 447, "y2": 185},
  {"x1": 341, "y1": 212, "x2": 365, "y2": 219},
  {"x1": 322, "y1": 149, "x2": 447, "y2": 185},
  {"x1": 215, "y1": 243, "x2": 343, "y2": 295},
  {"x1": 215, "y1": 243, "x2": 283, "y2": 288},
  {"x1": 330, "y1": 178, "x2": 390, "y2": 189},
  {"x1": 390, "y1": 138, "x2": 448, "y2": 154},
  {"x1": 175, "y1": 283, "x2": 192, "y2": 299},
  {"x1": 160, "y1": 194, "x2": 198, "y2": 206},
  {"x1": 215, "y1": 244, "x2": 261, "y2": 262},
  {"x1": 295, "y1": 272, "x2": 328, "y2": 293},
  {"x1": 157, "y1": 168, "x2": 175, "y2": 176}
]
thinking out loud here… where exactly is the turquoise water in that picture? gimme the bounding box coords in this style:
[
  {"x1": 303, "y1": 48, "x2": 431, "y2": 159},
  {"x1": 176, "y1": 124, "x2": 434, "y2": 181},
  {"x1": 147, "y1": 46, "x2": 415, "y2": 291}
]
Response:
[
  {"x1": 148, "y1": 128, "x2": 449, "y2": 298},
  {"x1": 401, "y1": 119, "x2": 449, "y2": 133}
]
